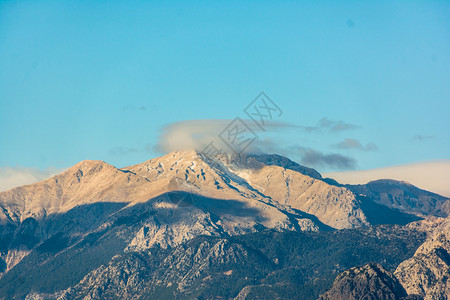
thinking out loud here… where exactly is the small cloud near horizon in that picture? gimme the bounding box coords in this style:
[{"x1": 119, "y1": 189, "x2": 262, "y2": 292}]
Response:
[
  {"x1": 333, "y1": 138, "x2": 378, "y2": 151},
  {"x1": 0, "y1": 166, "x2": 65, "y2": 192}
]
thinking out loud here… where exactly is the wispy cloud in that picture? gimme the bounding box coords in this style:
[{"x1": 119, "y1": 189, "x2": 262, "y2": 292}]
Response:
[
  {"x1": 155, "y1": 117, "x2": 360, "y2": 154},
  {"x1": 155, "y1": 119, "x2": 299, "y2": 154},
  {"x1": 249, "y1": 140, "x2": 357, "y2": 170},
  {"x1": 155, "y1": 119, "x2": 358, "y2": 170},
  {"x1": 305, "y1": 118, "x2": 360, "y2": 133},
  {"x1": 333, "y1": 138, "x2": 378, "y2": 151},
  {"x1": 410, "y1": 134, "x2": 434, "y2": 142},
  {"x1": 0, "y1": 166, "x2": 64, "y2": 192}
]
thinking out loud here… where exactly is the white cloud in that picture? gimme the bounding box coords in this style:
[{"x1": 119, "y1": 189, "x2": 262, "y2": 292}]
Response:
[
  {"x1": 324, "y1": 160, "x2": 450, "y2": 197},
  {"x1": 155, "y1": 118, "x2": 364, "y2": 156},
  {"x1": 155, "y1": 119, "x2": 297, "y2": 154},
  {"x1": 0, "y1": 166, "x2": 65, "y2": 192}
]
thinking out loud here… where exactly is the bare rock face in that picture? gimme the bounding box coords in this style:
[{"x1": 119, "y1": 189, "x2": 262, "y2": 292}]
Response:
[
  {"x1": 395, "y1": 218, "x2": 450, "y2": 299},
  {"x1": 0, "y1": 246, "x2": 30, "y2": 279},
  {"x1": 247, "y1": 167, "x2": 368, "y2": 229},
  {"x1": 319, "y1": 263, "x2": 411, "y2": 300},
  {"x1": 124, "y1": 204, "x2": 222, "y2": 252},
  {"x1": 214, "y1": 153, "x2": 369, "y2": 229}
]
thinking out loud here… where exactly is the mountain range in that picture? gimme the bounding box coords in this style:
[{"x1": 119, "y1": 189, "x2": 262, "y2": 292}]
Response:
[{"x1": 0, "y1": 150, "x2": 449, "y2": 299}]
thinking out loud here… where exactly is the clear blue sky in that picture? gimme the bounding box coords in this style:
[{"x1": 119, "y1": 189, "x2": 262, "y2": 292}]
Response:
[{"x1": 1, "y1": 1, "x2": 449, "y2": 172}]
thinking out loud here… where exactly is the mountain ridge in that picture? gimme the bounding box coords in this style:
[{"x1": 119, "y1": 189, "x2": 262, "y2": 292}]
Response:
[
  {"x1": 0, "y1": 150, "x2": 448, "y2": 299},
  {"x1": 1, "y1": 150, "x2": 447, "y2": 228}
]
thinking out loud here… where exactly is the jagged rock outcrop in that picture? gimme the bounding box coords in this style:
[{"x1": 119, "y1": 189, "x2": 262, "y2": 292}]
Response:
[
  {"x1": 59, "y1": 253, "x2": 151, "y2": 300},
  {"x1": 124, "y1": 203, "x2": 223, "y2": 252},
  {"x1": 319, "y1": 263, "x2": 413, "y2": 300},
  {"x1": 395, "y1": 218, "x2": 450, "y2": 299},
  {"x1": 58, "y1": 237, "x2": 274, "y2": 299}
]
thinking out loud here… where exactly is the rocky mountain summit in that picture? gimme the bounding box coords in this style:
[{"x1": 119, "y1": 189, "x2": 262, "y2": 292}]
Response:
[
  {"x1": 0, "y1": 151, "x2": 448, "y2": 299},
  {"x1": 319, "y1": 263, "x2": 411, "y2": 300}
]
